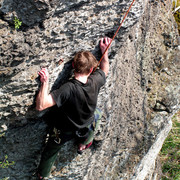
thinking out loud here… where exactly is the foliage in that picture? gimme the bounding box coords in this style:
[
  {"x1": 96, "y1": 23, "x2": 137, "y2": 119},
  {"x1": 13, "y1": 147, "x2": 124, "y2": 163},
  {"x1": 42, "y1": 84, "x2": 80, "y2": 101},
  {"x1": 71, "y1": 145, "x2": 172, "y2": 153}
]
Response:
[
  {"x1": 0, "y1": 155, "x2": 15, "y2": 169},
  {"x1": 172, "y1": 0, "x2": 180, "y2": 34},
  {"x1": 160, "y1": 111, "x2": 180, "y2": 180},
  {"x1": 14, "y1": 16, "x2": 22, "y2": 30},
  {"x1": 0, "y1": 132, "x2": 14, "y2": 180},
  {"x1": 0, "y1": 132, "x2": 5, "y2": 138}
]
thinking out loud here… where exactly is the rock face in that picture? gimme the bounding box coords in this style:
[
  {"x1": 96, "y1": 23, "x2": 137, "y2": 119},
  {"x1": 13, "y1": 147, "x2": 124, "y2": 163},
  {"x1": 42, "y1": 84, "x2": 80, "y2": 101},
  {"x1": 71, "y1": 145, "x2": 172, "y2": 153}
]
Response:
[{"x1": 0, "y1": 0, "x2": 179, "y2": 179}]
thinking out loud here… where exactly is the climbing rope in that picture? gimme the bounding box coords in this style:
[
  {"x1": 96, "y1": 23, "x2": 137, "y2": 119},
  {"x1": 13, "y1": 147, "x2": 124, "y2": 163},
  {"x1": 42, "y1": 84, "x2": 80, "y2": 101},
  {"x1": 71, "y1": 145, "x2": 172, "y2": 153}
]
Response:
[{"x1": 94, "y1": 0, "x2": 136, "y2": 72}]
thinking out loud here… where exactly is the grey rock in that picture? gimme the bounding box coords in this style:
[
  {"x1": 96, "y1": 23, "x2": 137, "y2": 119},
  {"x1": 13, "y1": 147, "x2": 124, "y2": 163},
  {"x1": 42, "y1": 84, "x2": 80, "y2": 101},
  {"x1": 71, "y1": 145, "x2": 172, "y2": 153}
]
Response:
[
  {"x1": 0, "y1": 0, "x2": 59, "y2": 26},
  {"x1": 0, "y1": 0, "x2": 179, "y2": 179}
]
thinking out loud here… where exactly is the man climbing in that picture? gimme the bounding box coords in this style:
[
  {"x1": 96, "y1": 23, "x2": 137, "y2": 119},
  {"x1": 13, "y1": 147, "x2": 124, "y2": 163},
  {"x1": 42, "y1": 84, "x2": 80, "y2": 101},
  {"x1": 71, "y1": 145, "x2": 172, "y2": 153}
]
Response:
[{"x1": 36, "y1": 37, "x2": 111, "y2": 179}]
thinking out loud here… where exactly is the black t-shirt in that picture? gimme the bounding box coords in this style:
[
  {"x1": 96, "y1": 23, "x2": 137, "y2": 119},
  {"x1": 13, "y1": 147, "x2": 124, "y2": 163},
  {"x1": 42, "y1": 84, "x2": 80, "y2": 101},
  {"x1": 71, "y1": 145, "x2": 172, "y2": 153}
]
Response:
[{"x1": 51, "y1": 69, "x2": 106, "y2": 131}]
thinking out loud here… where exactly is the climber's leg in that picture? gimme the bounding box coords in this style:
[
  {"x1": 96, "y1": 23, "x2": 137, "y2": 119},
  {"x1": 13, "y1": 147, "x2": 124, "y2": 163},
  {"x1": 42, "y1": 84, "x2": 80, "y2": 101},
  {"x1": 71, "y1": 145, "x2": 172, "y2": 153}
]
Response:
[
  {"x1": 38, "y1": 132, "x2": 74, "y2": 178},
  {"x1": 38, "y1": 137, "x2": 61, "y2": 177},
  {"x1": 78, "y1": 108, "x2": 102, "y2": 153}
]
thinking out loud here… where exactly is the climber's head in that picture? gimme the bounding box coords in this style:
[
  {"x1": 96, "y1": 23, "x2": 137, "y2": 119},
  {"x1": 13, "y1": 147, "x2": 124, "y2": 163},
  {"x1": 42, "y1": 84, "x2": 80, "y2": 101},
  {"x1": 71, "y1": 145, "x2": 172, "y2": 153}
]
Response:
[{"x1": 73, "y1": 51, "x2": 98, "y2": 75}]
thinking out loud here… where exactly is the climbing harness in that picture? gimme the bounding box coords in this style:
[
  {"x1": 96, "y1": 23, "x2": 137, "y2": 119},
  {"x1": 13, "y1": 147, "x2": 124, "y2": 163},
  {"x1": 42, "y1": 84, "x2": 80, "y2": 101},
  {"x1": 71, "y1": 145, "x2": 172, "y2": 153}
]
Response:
[
  {"x1": 53, "y1": 128, "x2": 61, "y2": 144},
  {"x1": 94, "y1": 0, "x2": 136, "y2": 72}
]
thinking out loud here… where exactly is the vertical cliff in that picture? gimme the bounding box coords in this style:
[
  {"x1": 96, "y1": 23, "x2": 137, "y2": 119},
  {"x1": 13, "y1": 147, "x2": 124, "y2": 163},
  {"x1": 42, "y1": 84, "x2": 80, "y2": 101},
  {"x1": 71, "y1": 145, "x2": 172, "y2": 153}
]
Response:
[{"x1": 0, "y1": 0, "x2": 179, "y2": 179}]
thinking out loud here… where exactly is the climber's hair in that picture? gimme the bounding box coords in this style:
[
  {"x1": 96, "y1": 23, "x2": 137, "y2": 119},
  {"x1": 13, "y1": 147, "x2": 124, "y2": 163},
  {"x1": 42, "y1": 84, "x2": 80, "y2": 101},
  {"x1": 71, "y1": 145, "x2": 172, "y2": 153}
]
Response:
[{"x1": 73, "y1": 51, "x2": 98, "y2": 75}]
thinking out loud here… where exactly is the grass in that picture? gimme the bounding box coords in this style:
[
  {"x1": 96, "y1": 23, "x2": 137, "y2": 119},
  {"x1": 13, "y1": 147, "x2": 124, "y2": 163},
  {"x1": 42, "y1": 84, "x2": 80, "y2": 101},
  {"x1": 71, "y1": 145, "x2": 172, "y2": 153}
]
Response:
[
  {"x1": 160, "y1": 4, "x2": 180, "y2": 178},
  {"x1": 173, "y1": 0, "x2": 180, "y2": 34},
  {"x1": 160, "y1": 111, "x2": 180, "y2": 180}
]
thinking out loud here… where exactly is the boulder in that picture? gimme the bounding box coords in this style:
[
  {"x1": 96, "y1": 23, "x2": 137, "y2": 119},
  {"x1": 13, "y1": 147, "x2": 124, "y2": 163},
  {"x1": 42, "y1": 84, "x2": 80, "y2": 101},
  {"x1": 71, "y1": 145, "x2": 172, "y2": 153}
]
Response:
[{"x1": 0, "y1": 0, "x2": 179, "y2": 179}]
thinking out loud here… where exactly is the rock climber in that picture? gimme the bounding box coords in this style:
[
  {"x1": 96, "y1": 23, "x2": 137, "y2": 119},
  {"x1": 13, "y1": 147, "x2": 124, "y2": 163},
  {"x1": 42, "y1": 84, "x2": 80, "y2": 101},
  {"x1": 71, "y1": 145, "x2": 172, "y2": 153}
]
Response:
[{"x1": 36, "y1": 37, "x2": 111, "y2": 179}]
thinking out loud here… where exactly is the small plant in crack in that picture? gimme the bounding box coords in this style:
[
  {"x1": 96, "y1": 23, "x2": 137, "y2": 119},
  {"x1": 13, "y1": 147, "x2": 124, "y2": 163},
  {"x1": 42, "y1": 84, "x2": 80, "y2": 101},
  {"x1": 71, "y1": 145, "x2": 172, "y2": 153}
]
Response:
[
  {"x1": 0, "y1": 155, "x2": 15, "y2": 169},
  {"x1": 14, "y1": 16, "x2": 22, "y2": 30}
]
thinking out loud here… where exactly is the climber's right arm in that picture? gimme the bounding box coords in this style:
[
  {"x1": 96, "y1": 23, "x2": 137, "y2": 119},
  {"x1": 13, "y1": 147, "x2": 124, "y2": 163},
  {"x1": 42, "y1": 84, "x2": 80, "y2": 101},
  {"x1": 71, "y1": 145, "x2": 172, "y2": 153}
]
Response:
[
  {"x1": 36, "y1": 68, "x2": 56, "y2": 111},
  {"x1": 99, "y1": 37, "x2": 111, "y2": 77}
]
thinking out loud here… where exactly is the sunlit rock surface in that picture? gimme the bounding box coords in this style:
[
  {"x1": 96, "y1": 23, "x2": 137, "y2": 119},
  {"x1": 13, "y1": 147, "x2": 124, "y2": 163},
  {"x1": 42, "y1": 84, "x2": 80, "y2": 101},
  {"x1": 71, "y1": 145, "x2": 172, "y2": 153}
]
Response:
[{"x1": 0, "y1": 0, "x2": 179, "y2": 179}]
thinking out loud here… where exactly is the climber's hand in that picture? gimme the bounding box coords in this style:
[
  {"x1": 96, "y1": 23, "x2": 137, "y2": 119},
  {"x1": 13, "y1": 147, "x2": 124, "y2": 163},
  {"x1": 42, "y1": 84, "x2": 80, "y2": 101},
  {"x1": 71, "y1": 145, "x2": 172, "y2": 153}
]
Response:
[
  {"x1": 38, "y1": 68, "x2": 49, "y2": 83},
  {"x1": 99, "y1": 37, "x2": 112, "y2": 56}
]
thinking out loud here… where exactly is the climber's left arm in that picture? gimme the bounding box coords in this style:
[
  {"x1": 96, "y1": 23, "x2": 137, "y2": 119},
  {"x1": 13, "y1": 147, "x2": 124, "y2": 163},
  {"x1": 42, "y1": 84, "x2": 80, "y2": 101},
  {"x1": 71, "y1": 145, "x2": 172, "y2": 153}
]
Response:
[{"x1": 36, "y1": 68, "x2": 56, "y2": 111}]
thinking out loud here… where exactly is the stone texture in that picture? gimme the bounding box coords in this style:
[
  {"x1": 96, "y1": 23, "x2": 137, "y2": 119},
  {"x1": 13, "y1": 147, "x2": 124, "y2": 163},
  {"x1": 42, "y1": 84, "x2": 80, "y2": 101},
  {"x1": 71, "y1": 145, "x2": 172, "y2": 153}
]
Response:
[
  {"x1": 0, "y1": 0, "x2": 179, "y2": 179},
  {"x1": 0, "y1": 0, "x2": 59, "y2": 26}
]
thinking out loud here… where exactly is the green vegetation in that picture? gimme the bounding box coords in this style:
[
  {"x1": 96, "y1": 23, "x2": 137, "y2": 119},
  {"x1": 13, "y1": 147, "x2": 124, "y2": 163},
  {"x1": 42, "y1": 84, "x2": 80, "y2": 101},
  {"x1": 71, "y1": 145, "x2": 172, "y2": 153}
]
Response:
[
  {"x1": 0, "y1": 134, "x2": 14, "y2": 180},
  {"x1": 172, "y1": 0, "x2": 180, "y2": 34},
  {"x1": 0, "y1": 151, "x2": 15, "y2": 180},
  {"x1": 0, "y1": 132, "x2": 5, "y2": 138},
  {"x1": 160, "y1": 111, "x2": 180, "y2": 180},
  {"x1": 0, "y1": 155, "x2": 15, "y2": 169},
  {"x1": 14, "y1": 16, "x2": 22, "y2": 30}
]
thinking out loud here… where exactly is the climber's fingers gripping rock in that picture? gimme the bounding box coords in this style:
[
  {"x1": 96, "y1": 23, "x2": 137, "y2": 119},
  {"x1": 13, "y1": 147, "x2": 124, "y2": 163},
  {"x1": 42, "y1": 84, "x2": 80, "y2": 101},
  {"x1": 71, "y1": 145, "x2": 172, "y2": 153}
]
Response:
[
  {"x1": 99, "y1": 37, "x2": 112, "y2": 56},
  {"x1": 38, "y1": 68, "x2": 49, "y2": 83}
]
